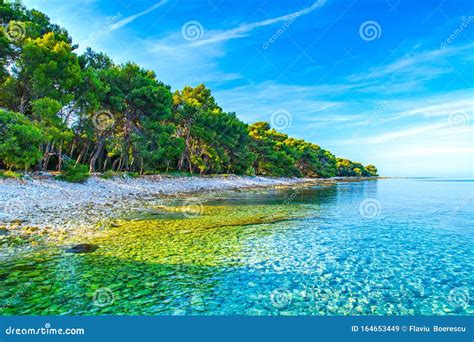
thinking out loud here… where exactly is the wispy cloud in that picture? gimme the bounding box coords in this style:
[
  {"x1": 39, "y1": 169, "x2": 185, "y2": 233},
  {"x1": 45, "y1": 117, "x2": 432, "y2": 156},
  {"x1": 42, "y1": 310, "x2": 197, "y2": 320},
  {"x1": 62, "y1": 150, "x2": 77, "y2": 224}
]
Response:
[
  {"x1": 388, "y1": 146, "x2": 474, "y2": 158},
  {"x1": 347, "y1": 43, "x2": 474, "y2": 94},
  {"x1": 213, "y1": 80, "x2": 345, "y2": 124},
  {"x1": 379, "y1": 96, "x2": 474, "y2": 123},
  {"x1": 360, "y1": 122, "x2": 449, "y2": 144},
  {"x1": 191, "y1": 0, "x2": 326, "y2": 47},
  {"x1": 109, "y1": 0, "x2": 168, "y2": 31}
]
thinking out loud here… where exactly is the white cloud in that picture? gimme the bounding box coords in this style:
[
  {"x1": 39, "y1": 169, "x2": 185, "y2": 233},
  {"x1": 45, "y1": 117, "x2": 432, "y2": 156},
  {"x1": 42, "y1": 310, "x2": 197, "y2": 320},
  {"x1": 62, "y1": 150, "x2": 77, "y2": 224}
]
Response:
[
  {"x1": 212, "y1": 81, "x2": 344, "y2": 124},
  {"x1": 379, "y1": 96, "x2": 474, "y2": 123},
  {"x1": 388, "y1": 146, "x2": 474, "y2": 157},
  {"x1": 358, "y1": 122, "x2": 449, "y2": 144},
  {"x1": 191, "y1": 0, "x2": 326, "y2": 47},
  {"x1": 109, "y1": 0, "x2": 168, "y2": 31}
]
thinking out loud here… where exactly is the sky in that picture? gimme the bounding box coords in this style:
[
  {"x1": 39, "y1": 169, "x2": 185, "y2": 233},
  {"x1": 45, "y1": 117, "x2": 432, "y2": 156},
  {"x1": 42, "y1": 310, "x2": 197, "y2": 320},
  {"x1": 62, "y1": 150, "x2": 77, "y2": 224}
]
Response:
[{"x1": 22, "y1": 0, "x2": 474, "y2": 177}]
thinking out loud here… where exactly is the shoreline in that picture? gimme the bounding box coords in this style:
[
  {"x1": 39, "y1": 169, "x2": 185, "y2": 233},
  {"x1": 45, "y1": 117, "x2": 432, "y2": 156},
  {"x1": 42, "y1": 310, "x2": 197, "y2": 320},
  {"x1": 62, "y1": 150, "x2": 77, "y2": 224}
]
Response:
[{"x1": 0, "y1": 175, "x2": 378, "y2": 250}]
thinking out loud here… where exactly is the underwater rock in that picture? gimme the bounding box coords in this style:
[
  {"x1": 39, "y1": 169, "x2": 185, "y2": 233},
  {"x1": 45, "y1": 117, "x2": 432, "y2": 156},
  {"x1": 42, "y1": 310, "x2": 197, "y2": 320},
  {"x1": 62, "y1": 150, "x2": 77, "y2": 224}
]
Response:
[
  {"x1": 66, "y1": 243, "x2": 99, "y2": 253},
  {"x1": 9, "y1": 219, "x2": 25, "y2": 226}
]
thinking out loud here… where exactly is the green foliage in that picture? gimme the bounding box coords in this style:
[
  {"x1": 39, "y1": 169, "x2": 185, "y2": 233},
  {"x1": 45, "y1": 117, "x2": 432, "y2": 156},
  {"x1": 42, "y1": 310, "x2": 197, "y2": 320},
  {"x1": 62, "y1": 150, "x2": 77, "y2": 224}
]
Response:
[
  {"x1": 336, "y1": 158, "x2": 377, "y2": 177},
  {"x1": 248, "y1": 122, "x2": 337, "y2": 178},
  {"x1": 0, "y1": 109, "x2": 44, "y2": 170},
  {"x1": 57, "y1": 160, "x2": 89, "y2": 183},
  {"x1": 172, "y1": 84, "x2": 254, "y2": 175},
  {"x1": 0, "y1": 1, "x2": 377, "y2": 178},
  {"x1": 100, "y1": 170, "x2": 115, "y2": 179},
  {"x1": 366, "y1": 164, "x2": 378, "y2": 176},
  {"x1": 101, "y1": 170, "x2": 139, "y2": 179},
  {"x1": 0, "y1": 170, "x2": 23, "y2": 178}
]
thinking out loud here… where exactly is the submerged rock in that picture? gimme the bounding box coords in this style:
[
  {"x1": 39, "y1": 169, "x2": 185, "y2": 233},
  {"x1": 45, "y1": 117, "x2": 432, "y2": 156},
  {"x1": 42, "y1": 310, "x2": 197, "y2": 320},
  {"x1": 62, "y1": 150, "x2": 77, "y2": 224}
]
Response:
[{"x1": 66, "y1": 243, "x2": 99, "y2": 254}]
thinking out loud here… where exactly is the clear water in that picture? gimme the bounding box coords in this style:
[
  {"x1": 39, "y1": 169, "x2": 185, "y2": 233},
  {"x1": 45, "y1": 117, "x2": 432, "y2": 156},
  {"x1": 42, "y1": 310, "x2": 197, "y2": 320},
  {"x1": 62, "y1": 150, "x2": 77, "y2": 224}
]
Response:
[{"x1": 1, "y1": 178, "x2": 473, "y2": 315}]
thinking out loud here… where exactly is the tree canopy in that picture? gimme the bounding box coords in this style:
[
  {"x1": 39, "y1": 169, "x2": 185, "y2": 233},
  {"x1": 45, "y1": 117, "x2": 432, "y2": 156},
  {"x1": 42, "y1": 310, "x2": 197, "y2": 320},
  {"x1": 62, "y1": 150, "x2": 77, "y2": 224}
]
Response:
[{"x1": 0, "y1": 1, "x2": 377, "y2": 178}]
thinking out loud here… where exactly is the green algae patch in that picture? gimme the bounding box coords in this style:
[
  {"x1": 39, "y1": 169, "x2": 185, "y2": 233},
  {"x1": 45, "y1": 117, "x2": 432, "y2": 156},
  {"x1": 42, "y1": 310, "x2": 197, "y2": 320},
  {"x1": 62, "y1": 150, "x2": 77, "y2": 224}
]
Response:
[
  {"x1": 0, "y1": 195, "x2": 311, "y2": 315},
  {"x1": 88, "y1": 203, "x2": 307, "y2": 268}
]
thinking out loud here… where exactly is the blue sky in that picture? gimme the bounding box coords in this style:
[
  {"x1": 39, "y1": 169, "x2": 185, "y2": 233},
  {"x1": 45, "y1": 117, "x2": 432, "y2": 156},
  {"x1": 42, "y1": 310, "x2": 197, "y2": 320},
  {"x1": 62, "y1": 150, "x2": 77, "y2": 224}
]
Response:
[{"x1": 22, "y1": 0, "x2": 474, "y2": 177}]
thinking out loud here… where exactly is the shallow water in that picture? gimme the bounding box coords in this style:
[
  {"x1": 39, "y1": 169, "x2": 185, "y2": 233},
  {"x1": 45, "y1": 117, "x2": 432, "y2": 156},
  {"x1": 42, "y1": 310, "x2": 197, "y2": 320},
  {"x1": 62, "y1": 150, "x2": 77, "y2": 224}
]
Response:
[{"x1": 1, "y1": 178, "x2": 473, "y2": 315}]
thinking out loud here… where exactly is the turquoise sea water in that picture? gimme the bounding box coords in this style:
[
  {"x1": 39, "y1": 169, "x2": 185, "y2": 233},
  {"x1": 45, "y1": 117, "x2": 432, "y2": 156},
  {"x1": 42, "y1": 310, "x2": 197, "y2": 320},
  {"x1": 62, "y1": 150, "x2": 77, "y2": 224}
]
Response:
[{"x1": 1, "y1": 178, "x2": 473, "y2": 315}]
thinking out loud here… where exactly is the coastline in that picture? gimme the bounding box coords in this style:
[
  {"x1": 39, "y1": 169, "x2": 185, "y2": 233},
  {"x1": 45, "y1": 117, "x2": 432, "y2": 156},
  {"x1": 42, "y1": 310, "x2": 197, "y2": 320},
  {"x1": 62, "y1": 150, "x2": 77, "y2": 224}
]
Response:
[{"x1": 0, "y1": 174, "x2": 377, "y2": 250}]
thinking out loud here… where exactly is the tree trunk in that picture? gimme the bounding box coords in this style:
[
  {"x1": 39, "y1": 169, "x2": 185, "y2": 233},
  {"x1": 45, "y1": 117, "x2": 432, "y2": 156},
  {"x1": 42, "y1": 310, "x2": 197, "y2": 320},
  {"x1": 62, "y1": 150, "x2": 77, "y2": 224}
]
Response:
[
  {"x1": 89, "y1": 137, "x2": 105, "y2": 173},
  {"x1": 102, "y1": 156, "x2": 109, "y2": 170},
  {"x1": 76, "y1": 141, "x2": 89, "y2": 165},
  {"x1": 112, "y1": 158, "x2": 120, "y2": 171},
  {"x1": 178, "y1": 128, "x2": 191, "y2": 171},
  {"x1": 37, "y1": 144, "x2": 44, "y2": 171},
  {"x1": 69, "y1": 138, "x2": 76, "y2": 157},
  {"x1": 57, "y1": 144, "x2": 63, "y2": 171},
  {"x1": 42, "y1": 142, "x2": 55, "y2": 171}
]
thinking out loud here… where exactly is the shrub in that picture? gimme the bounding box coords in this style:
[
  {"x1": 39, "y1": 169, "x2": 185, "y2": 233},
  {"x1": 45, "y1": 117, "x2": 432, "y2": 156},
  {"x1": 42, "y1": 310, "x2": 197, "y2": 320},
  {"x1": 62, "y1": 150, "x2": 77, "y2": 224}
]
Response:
[
  {"x1": 57, "y1": 161, "x2": 90, "y2": 183},
  {"x1": 101, "y1": 170, "x2": 115, "y2": 179},
  {"x1": 0, "y1": 170, "x2": 22, "y2": 178},
  {"x1": 0, "y1": 110, "x2": 44, "y2": 170}
]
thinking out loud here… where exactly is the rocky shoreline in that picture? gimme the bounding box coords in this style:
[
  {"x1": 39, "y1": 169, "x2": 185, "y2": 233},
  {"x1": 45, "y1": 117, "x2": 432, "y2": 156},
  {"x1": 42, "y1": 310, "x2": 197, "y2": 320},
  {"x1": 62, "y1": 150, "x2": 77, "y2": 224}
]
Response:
[
  {"x1": 0, "y1": 174, "x2": 332, "y2": 232},
  {"x1": 0, "y1": 174, "x2": 380, "y2": 255}
]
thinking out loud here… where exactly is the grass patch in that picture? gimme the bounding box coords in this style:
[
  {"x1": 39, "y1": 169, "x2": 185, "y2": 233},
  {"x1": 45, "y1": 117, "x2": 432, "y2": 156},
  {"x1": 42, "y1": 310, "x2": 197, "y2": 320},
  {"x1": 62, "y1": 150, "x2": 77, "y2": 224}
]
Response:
[
  {"x1": 101, "y1": 171, "x2": 140, "y2": 179},
  {"x1": 101, "y1": 170, "x2": 116, "y2": 179},
  {"x1": 0, "y1": 170, "x2": 23, "y2": 179},
  {"x1": 157, "y1": 171, "x2": 194, "y2": 177}
]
